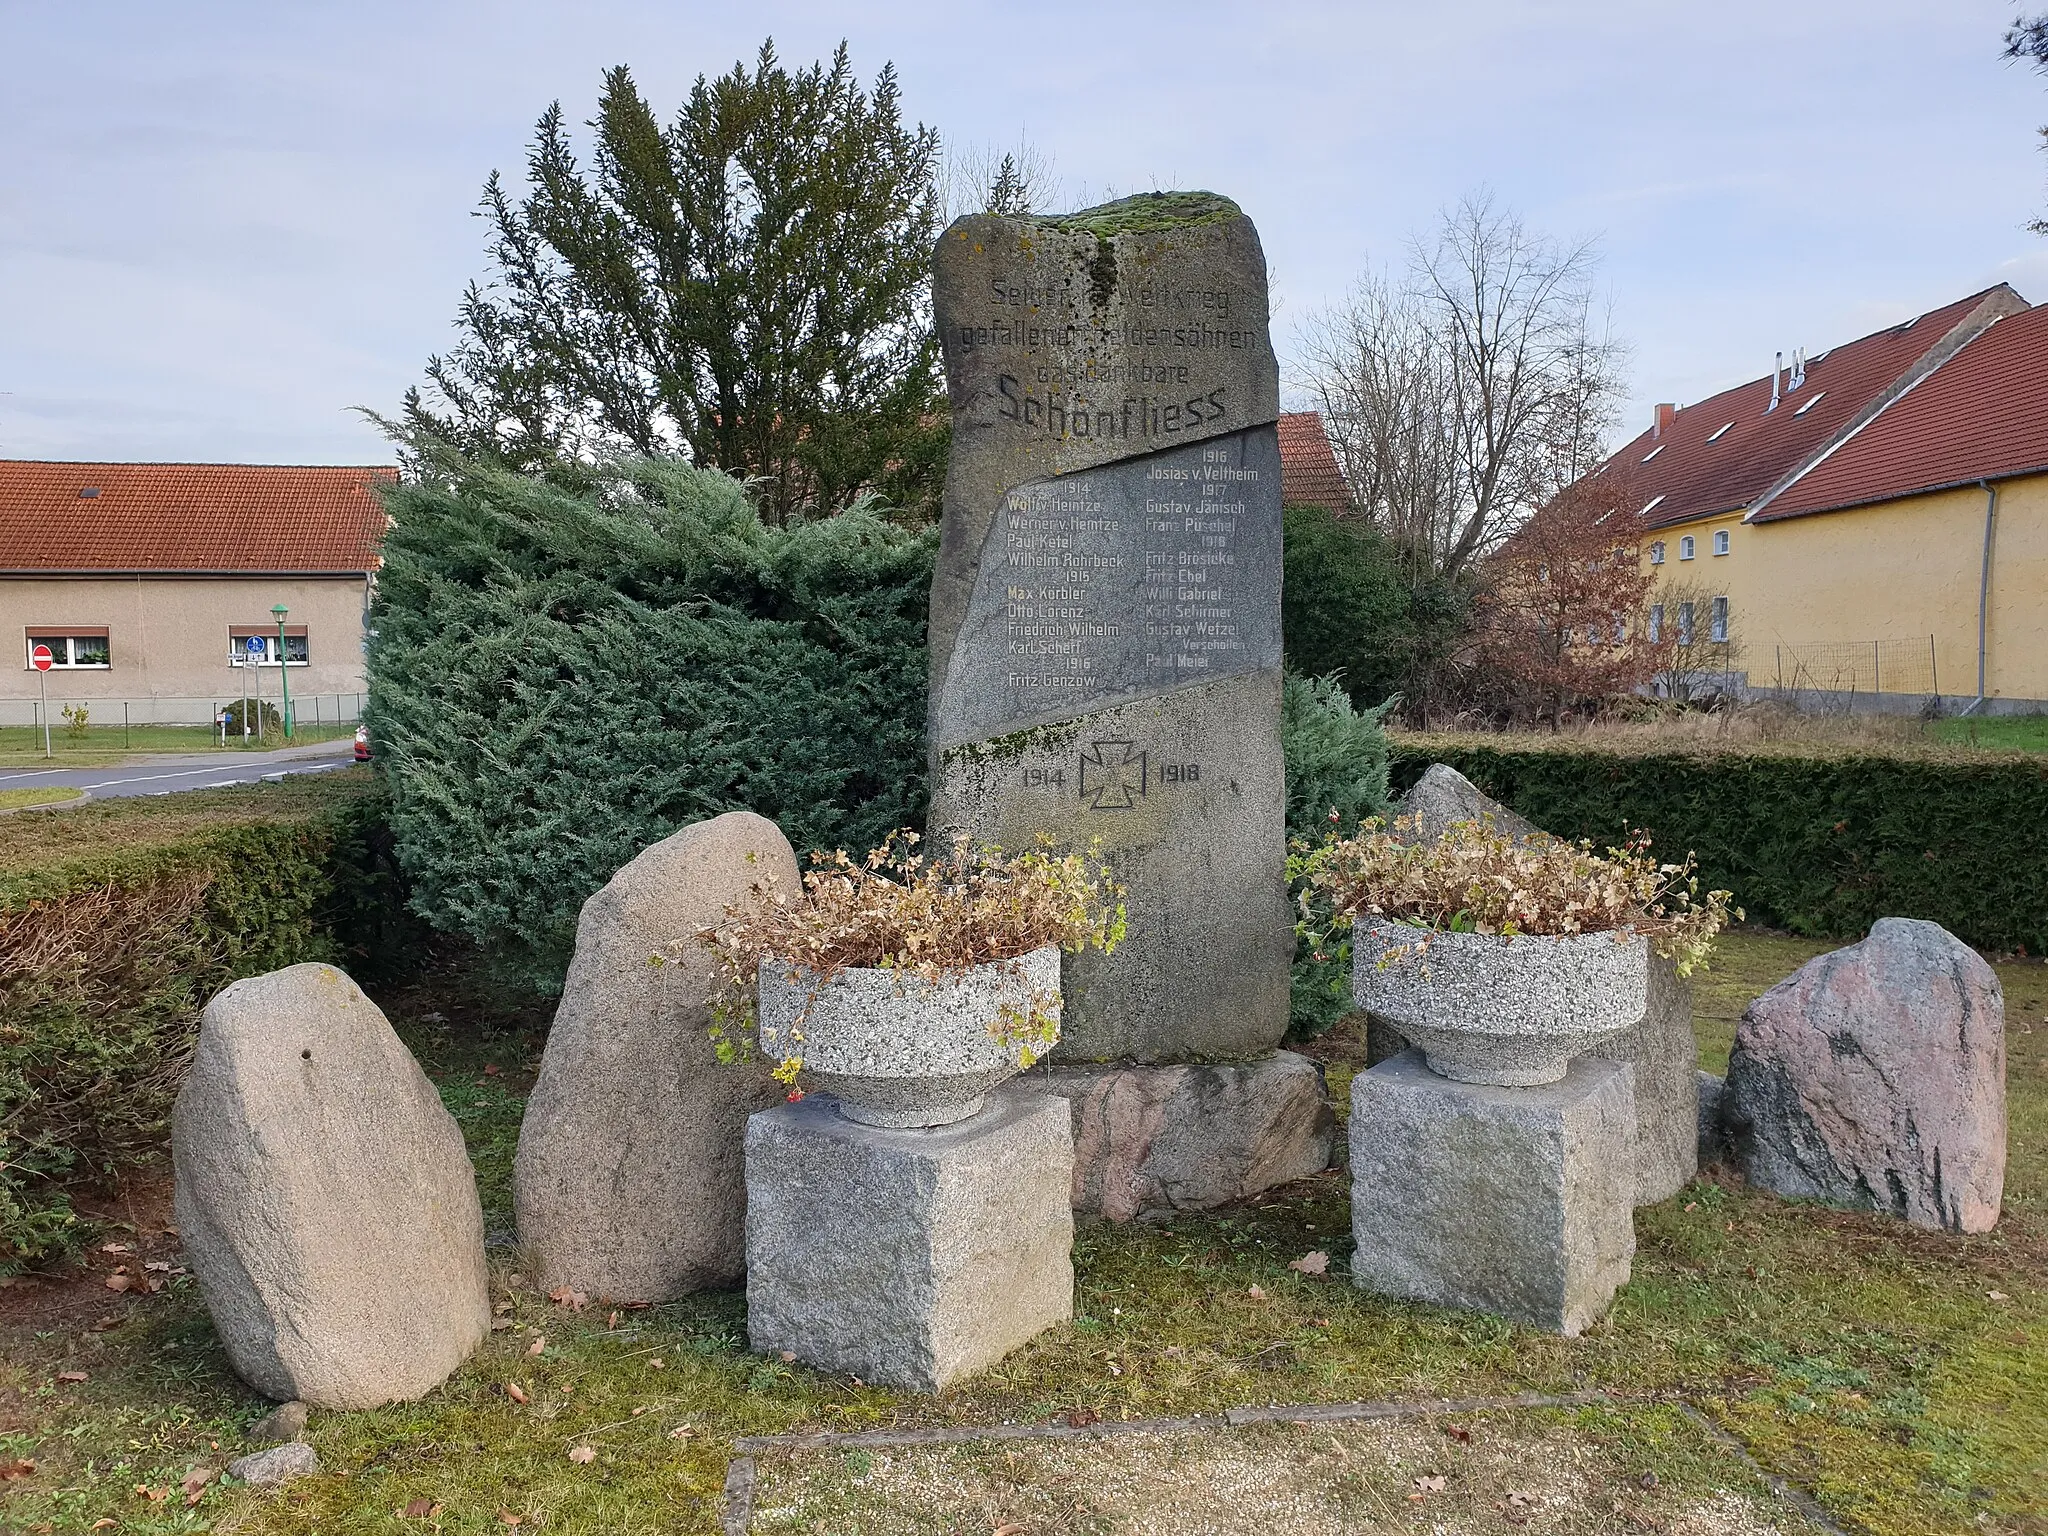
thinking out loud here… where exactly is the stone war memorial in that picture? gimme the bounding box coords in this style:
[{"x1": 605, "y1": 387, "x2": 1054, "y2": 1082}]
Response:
[{"x1": 927, "y1": 193, "x2": 1330, "y2": 1216}]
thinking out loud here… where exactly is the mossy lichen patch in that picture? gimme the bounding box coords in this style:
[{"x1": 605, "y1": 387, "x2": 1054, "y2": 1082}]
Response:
[{"x1": 1032, "y1": 191, "x2": 1242, "y2": 239}]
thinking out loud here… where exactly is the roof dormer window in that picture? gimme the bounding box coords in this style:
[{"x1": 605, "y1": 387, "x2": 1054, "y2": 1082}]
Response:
[
  {"x1": 1642, "y1": 444, "x2": 1664, "y2": 464},
  {"x1": 1643, "y1": 494, "x2": 1666, "y2": 516},
  {"x1": 1793, "y1": 390, "x2": 1827, "y2": 417},
  {"x1": 1706, "y1": 422, "x2": 1733, "y2": 443}
]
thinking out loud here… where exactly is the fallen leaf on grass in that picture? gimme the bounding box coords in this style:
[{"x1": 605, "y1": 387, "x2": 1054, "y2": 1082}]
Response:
[
  {"x1": 1245, "y1": 1284, "x2": 1267, "y2": 1300},
  {"x1": 135, "y1": 1485, "x2": 169, "y2": 1502},
  {"x1": 91, "y1": 1520, "x2": 117, "y2": 1530},
  {"x1": 526, "y1": 1336, "x2": 546, "y2": 1355},
  {"x1": 567, "y1": 1445, "x2": 596, "y2": 1464},
  {"x1": 646, "y1": 1358, "x2": 665, "y2": 1370},
  {"x1": 1, "y1": 1459, "x2": 35, "y2": 1481},
  {"x1": 100, "y1": 1242, "x2": 132, "y2": 1254},
  {"x1": 1988, "y1": 1290, "x2": 2010, "y2": 1302},
  {"x1": 403, "y1": 1496, "x2": 443, "y2": 1518},
  {"x1": 91, "y1": 1315, "x2": 120, "y2": 1331},
  {"x1": 483, "y1": 1063, "x2": 501, "y2": 1076},
  {"x1": 499, "y1": 1513, "x2": 523, "y2": 1527},
  {"x1": 606, "y1": 1311, "x2": 619, "y2": 1329},
  {"x1": 669, "y1": 1425, "x2": 694, "y2": 1440},
  {"x1": 1063, "y1": 1407, "x2": 1100, "y2": 1428},
  {"x1": 1445, "y1": 1423, "x2": 1472, "y2": 1444},
  {"x1": 490, "y1": 1318, "x2": 513, "y2": 1331},
  {"x1": 144, "y1": 1260, "x2": 174, "y2": 1273},
  {"x1": 56, "y1": 1370, "x2": 88, "y2": 1383},
  {"x1": 181, "y1": 1467, "x2": 216, "y2": 1505},
  {"x1": 1507, "y1": 1489, "x2": 1540, "y2": 1507},
  {"x1": 104, "y1": 1275, "x2": 133, "y2": 1293},
  {"x1": 994, "y1": 1524, "x2": 1027, "y2": 1535},
  {"x1": 1413, "y1": 1475, "x2": 1446, "y2": 1493},
  {"x1": 504, "y1": 1382, "x2": 529, "y2": 1404},
  {"x1": 548, "y1": 1286, "x2": 587, "y2": 1311},
  {"x1": 1287, "y1": 1251, "x2": 1330, "y2": 1276}
]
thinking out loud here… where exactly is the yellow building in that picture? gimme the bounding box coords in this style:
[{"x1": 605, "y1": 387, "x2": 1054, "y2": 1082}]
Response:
[{"x1": 1609, "y1": 284, "x2": 2048, "y2": 712}]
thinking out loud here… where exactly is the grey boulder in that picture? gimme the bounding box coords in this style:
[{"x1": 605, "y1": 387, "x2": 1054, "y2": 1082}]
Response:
[
  {"x1": 1590, "y1": 953, "x2": 1701, "y2": 1205},
  {"x1": 247, "y1": 1400, "x2": 309, "y2": 1445},
  {"x1": 1725, "y1": 917, "x2": 2006, "y2": 1233},
  {"x1": 1031, "y1": 1051, "x2": 1334, "y2": 1220},
  {"x1": 514, "y1": 811, "x2": 798, "y2": 1301},
  {"x1": 173, "y1": 963, "x2": 489, "y2": 1409},
  {"x1": 1393, "y1": 762, "x2": 1539, "y2": 845},
  {"x1": 228, "y1": 1442, "x2": 320, "y2": 1486}
]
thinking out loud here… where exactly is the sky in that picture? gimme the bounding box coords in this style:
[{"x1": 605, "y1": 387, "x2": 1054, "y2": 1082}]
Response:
[{"x1": 5, "y1": 1, "x2": 2048, "y2": 466}]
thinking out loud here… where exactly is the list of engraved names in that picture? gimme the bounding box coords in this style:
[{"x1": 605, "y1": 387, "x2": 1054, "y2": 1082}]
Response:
[{"x1": 1001, "y1": 439, "x2": 1262, "y2": 703}]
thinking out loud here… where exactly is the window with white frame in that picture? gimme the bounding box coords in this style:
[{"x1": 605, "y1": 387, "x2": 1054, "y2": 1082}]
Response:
[
  {"x1": 229, "y1": 627, "x2": 309, "y2": 666},
  {"x1": 1679, "y1": 535, "x2": 1696, "y2": 560},
  {"x1": 25, "y1": 631, "x2": 111, "y2": 669},
  {"x1": 1650, "y1": 541, "x2": 1665, "y2": 564},
  {"x1": 1713, "y1": 529, "x2": 1730, "y2": 556},
  {"x1": 1677, "y1": 601, "x2": 1695, "y2": 646},
  {"x1": 1711, "y1": 596, "x2": 1729, "y2": 643},
  {"x1": 1649, "y1": 604, "x2": 1663, "y2": 643}
]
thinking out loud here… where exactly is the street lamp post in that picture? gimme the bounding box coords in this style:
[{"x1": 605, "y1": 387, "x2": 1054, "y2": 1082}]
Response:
[{"x1": 272, "y1": 604, "x2": 293, "y2": 741}]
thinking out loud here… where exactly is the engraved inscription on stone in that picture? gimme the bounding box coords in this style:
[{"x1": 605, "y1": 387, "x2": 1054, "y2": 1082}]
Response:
[{"x1": 934, "y1": 427, "x2": 1281, "y2": 749}]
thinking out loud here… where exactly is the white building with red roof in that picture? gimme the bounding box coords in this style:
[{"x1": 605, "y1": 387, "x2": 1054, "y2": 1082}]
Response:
[{"x1": 0, "y1": 461, "x2": 393, "y2": 723}]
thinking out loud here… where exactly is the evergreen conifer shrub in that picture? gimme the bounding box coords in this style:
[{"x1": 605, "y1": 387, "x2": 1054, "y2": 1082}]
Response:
[{"x1": 367, "y1": 458, "x2": 935, "y2": 992}]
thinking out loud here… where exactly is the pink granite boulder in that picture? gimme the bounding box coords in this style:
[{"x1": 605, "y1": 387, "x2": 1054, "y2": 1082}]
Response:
[{"x1": 1723, "y1": 918, "x2": 2005, "y2": 1233}]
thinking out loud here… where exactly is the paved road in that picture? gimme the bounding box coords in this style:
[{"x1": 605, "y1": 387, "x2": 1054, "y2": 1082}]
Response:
[{"x1": 0, "y1": 739, "x2": 358, "y2": 800}]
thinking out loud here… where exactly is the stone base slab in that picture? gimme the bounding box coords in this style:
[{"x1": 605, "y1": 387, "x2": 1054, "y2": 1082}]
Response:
[
  {"x1": 1350, "y1": 1051, "x2": 1636, "y2": 1336},
  {"x1": 744, "y1": 1087, "x2": 1073, "y2": 1393},
  {"x1": 1025, "y1": 1051, "x2": 1334, "y2": 1221}
]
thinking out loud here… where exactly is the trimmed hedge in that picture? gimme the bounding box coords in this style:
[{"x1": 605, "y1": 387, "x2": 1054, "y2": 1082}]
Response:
[
  {"x1": 367, "y1": 457, "x2": 935, "y2": 994},
  {"x1": 1390, "y1": 737, "x2": 2048, "y2": 953},
  {"x1": 0, "y1": 772, "x2": 406, "y2": 1267}
]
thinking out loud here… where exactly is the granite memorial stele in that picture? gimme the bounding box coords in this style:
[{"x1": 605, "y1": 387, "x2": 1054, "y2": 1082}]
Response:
[{"x1": 927, "y1": 192, "x2": 1293, "y2": 1068}]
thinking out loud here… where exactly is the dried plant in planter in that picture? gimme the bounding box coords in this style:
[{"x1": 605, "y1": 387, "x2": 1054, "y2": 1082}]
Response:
[
  {"x1": 693, "y1": 831, "x2": 1125, "y2": 1090},
  {"x1": 1302, "y1": 815, "x2": 1737, "y2": 975}
]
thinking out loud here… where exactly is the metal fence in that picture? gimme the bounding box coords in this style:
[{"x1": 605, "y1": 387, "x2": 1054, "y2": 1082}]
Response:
[
  {"x1": 1767, "y1": 638, "x2": 1939, "y2": 706},
  {"x1": 0, "y1": 693, "x2": 365, "y2": 741}
]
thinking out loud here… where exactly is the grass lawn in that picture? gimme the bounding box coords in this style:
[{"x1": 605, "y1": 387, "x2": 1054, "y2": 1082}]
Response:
[
  {"x1": 1927, "y1": 715, "x2": 2048, "y2": 754},
  {"x1": 0, "y1": 724, "x2": 355, "y2": 760},
  {"x1": 0, "y1": 787, "x2": 85, "y2": 812},
  {"x1": 1, "y1": 933, "x2": 2041, "y2": 1535}
]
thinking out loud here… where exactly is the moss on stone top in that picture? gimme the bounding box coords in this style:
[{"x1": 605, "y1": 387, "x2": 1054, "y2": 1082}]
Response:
[{"x1": 1033, "y1": 191, "x2": 1241, "y2": 238}]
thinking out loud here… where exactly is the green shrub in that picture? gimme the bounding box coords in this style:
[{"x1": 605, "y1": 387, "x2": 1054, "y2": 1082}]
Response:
[
  {"x1": 1281, "y1": 505, "x2": 1464, "y2": 710},
  {"x1": 1280, "y1": 673, "x2": 1394, "y2": 1039},
  {"x1": 1390, "y1": 737, "x2": 2048, "y2": 952},
  {"x1": 367, "y1": 456, "x2": 934, "y2": 994},
  {"x1": 0, "y1": 773, "x2": 403, "y2": 1269}
]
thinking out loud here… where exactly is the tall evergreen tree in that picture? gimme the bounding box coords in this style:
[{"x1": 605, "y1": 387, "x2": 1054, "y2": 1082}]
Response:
[{"x1": 393, "y1": 43, "x2": 945, "y2": 523}]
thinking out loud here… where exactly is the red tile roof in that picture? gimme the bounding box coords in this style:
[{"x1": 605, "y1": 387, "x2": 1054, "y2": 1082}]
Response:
[
  {"x1": 1756, "y1": 302, "x2": 2048, "y2": 520},
  {"x1": 1599, "y1": 286, "x2": 2024, "y2": 530},
  {"x1": 0, "y1": 462, "x2": 393, "y2": 573},
  {"x1": 1278, "y1": 411, "x2": 1351, "y2": 511}
]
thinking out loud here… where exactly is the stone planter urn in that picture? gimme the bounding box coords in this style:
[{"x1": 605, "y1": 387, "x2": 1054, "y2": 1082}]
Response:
[
  {"x1": 757, "y1": 946, "x2": 1061, "y2": 1128},
  {"x1": 1351, "y1": 918, "x2": 1649, "y2": 1087}
]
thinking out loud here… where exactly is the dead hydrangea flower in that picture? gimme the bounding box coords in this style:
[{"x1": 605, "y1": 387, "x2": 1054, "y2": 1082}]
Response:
[
  {"x1": 686, "y1": 831, "x2": 1125, "y2": 1090},
  {"x1": 1301, "y1": 815, "x2": 1736, "y2": 975}
]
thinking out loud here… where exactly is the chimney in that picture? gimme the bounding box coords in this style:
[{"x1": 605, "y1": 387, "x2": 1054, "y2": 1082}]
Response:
[
  {"x1": 1768, "y1": 352, "x2": 1783, "y2": 412},
  {"x1": 1653, "y1": 402, "x2": 1675, "y2": 438}
]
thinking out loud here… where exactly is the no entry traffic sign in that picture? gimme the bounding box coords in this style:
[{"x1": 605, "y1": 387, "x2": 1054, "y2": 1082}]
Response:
[{"x1": 30, "y1": 643, "x2": 53, "y2": 672}]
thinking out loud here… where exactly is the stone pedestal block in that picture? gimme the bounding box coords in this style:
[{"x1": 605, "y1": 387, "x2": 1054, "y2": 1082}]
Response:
[
  {"x1": 1028, "y1": 1051, "x2": 1334, "y2": 1220},
  {"x1": 1350, "y1": 1051, "x2": 1636, "y2": 1337},
  {"x1": 744, "y1": 1087, "x2": 1074, "y2": 1393}
]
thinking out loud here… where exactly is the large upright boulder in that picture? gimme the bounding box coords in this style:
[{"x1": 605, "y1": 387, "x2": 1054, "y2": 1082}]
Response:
[
  {"x1": 173, "y1": 964, "x2": 489, "y2": 1409},
  {"x1": 1724, "y1": 918, "x2": 2006, "y2": 1233},
  {"x1": 514, "y1": 811, "x2": 797, "y2": 1301}
]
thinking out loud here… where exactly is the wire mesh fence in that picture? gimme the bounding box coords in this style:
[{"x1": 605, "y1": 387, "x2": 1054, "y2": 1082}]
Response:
[
  {"x1": 1768, "y1": 638, "x2": 1939, "y2": 703},
  {"x1": 0, "y1": 693, "x2": 365, "y2": 750}
]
